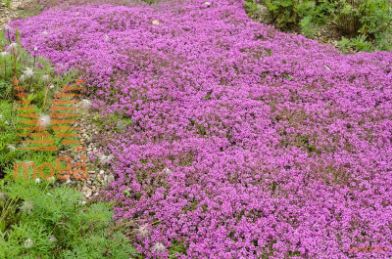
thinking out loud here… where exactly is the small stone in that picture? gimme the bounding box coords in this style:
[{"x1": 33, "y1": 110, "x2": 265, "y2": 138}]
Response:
[
  {"x1": 152, "y1": 19, "x2": 160, "y2": 26},
  {"x1": 82, "y1": 186, "x2": 93, "y2": 198},
  {"x1": 162, "y1": 167, "x2": 172, "y2": 174},
  {"x1": 78, "y1": 99, "x2": 92, "y2": 111},
  {"x1": 203, "y1": 1, "x2": 211, "y2": 7},
  {"x1": 107, "y1": 175, "x2": 115, "y2": 183}
]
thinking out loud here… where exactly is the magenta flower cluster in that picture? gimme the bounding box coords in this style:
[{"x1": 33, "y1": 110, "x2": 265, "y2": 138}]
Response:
[{"x1": 12, "y1": 0, "x2": 392, "y2": 257}]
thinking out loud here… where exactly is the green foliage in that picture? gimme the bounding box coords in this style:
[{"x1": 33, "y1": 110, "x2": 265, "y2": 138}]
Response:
[
  {"x1": 0, "y1": 29, "x2": 78, "y2": 107},
  {"x1": 1, "y1": 0, "x2": 11, "y2": 8},
  {"x1": 142, "y1": 0, "x2": 157, "y2": 4},
  {"x1": 257, "y1": 0, "x2": 333, "y2": 32},
  {"x1": 358, "y1": 0, "x2": 392, "y2": 37},
  {"x1": 337, "y1": 35, "x2": 373, "y2": 53},
  {"x1": 0, "y1": 101, "x2": 22, "y2": 175},
  {"x1": 91, "y1": 112, "x2": 132, "y2": 133},
  {"x1": 169, "y1": 240, "x2": 187, "y2": 258},
  {"x1": 244, "y1": 0, "x2": 272, "y2": 23},
  {"x1": 245, "y1": 0, "x2": 392, "y2": 52},
  {"x1": 0, "y1": 180, "x2": 139, "y2": 258}
]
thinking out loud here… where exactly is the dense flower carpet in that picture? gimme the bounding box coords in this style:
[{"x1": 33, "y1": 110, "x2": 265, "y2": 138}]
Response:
[{"x1": 12, "y1": 0, "x2": 392, "y2": 257}]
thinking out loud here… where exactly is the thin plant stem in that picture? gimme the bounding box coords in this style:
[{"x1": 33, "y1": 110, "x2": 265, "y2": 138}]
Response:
[
  {"x1": 42, "y1": 87, "x2": 49, "y2": 110},
  {"x1": 3, "y1": 58, "x2": 6, "y2": 79}
]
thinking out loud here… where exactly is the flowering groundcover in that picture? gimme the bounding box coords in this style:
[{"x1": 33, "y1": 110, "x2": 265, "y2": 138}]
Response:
[{"x1": 12, "y1": 0, "x2": 392, "y2": 257}]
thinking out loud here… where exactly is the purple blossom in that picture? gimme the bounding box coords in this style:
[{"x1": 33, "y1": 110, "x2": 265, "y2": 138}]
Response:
[{"x1": 12, "y1": 0, "x2": 392, "y2": 257}]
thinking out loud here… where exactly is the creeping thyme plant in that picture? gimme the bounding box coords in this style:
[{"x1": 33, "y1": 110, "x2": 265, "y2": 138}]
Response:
[{"x1": 8, "y1": 0, "x2": 392, "y2": 258}]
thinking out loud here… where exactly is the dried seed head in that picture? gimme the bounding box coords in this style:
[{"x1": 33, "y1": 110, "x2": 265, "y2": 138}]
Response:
[
  {"x1": 23, "y1": 238, "x2": 34, "y2": 249},
  {"x1": 137, "y1": 224, "x2": 149, "y2": 237},
  {"x1": 7, "y1": 144, "x2": 16, "y2": 151},
  {"x1": 20, "y1": 201, "x2": 34, "y2": 214},
  {"x1": 49, "y1": 235, "x2": 57, "y2": 243},
  {"x1": 98, "y1": 153, "x2": 114, "y2": 165},
  {"x1": 38, "y1": 114, "x2": 51, "y2": 128},
  {"x1": 0, "y1": 192, "x2": 6, "y2": 201},
  {"x1": 152, "y1": 242, "x2": 166, "y2": 253},
  {"x1": 23, "y1": 67, "x2": 34, "y2": 78},
  {"x1": 42, "y1": 74, "x2": 50, "y2": 82},
  {"x1": 7, "y1": 42, "x2": 18, "y2": 51},
  {"x1": 47, "y1": 176, "x2": 56, "y2": 184}
]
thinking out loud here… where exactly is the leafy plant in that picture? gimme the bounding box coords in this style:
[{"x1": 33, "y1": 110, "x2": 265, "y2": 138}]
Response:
[
  {"x1": 337, "y1": 35, "x2": 373, "y2": 53},
  {"x1": 1, "y1": 0, "x2": 11, "y2": 8},
  {"x1": 0, "y1": 179, "x2": 139, "y2": 258},
  {"x1": 246, "y1": 0, "x2": 392, "y2": 52}
]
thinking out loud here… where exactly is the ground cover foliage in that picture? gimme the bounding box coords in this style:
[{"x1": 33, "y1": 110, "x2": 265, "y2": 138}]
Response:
[{"x1": 10, "y1": 0, "x2": 392, "y2": 257}]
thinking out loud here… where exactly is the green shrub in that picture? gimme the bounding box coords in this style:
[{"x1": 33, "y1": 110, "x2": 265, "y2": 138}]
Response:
[{"x1": 245, "y1": 0, "x2": 392, "y2": 52}]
